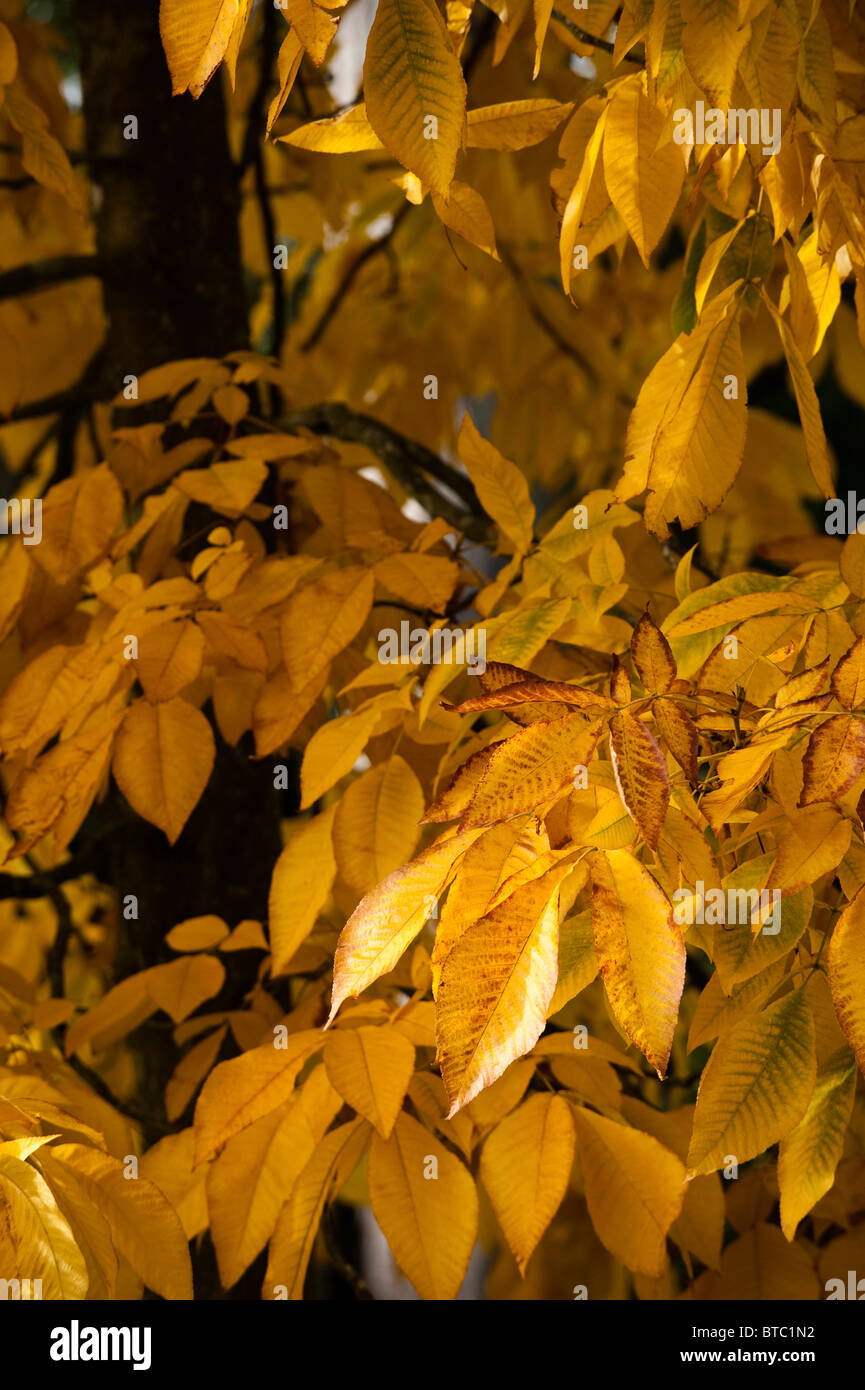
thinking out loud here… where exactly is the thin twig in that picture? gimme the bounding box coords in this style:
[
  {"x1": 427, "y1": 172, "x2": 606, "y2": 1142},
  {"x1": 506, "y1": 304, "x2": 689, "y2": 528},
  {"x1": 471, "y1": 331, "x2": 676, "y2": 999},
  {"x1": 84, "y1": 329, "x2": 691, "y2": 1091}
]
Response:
[
  {"x1": 299, "y1": 202, "x2": 411, "y2": 353},
  {"x1": 550, "y1": 10, "x2": 644, "y2": 64},
  {"x1": 0, "y1": 255, "x2": 104, "y2": 303}
]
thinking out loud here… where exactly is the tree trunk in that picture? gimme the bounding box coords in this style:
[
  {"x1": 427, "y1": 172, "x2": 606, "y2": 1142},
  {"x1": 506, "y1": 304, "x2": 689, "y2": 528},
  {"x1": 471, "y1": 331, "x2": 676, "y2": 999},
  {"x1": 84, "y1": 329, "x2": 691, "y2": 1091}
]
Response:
[
  {"x1": 69, "y1": 0, "x2": 283, "y2": 1150},
  {"x1": 70, "y1": 0, "x2": 249, "y2": 384}
]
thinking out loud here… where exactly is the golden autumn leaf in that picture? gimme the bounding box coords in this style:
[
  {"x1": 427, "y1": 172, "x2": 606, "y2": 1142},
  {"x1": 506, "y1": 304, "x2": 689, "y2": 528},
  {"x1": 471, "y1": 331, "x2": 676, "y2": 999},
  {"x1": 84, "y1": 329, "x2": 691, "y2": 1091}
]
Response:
[
  {"x1": 573, "y1": 1108, "x2": 687, "y2": 1277},
  {"x1": 144, "y1": 955, "x2": 226, "y2": 1023},
  {"x1": 630, "y1": 610, "x2": 676, "y2": 695},
  {"x1": 281, "y1": 567, "x2": 375, "y2": 692},
  {"x1": 479, "y1": 1093, "x2": 575, "y2": 1274},
  {"x1": 328, "y1": 828, "x2": 478, "y2": 1022},
  {"x1": 207, "y1": 1066, "x2": 342, "y2": 1288},
  {"x1": 457, "y1": 412, "x2": 534, "y2": 554},
  {"x1": 112, "y1": 697, "x2": 216, "y2": 844},
  {"x1": 268, "y1": 805, "x2": 337, "y2": 974},
  {"x1": 436, "y1": 868, "x2": 567, "y2": 1114},
  {"x1": 264, "y1": 1117, "x2": 370, "y2": 1300},
  {"x1": 280, "y1": 102, "x2": 385, "y2": 152},
  {"x1": 590, "y1": 849, "x2": 685, "y2": 1078},
  {"x1": 617, "y1": 284, "x2": 748, "y2": 539},
  {"x1": 363, "y1": 0, "x2": 466, "y2": 196},
  {"x1": 324, "y1": 1024, "x2": 415, "y2": 1137},
  {"x1": 459, "y1": 714, "x2": 603, "y2": 828},
  {"x1": 368, "y1": 1111, "x2": 478, "y2": 1299},
  {"x1": 778, "y1": 1048, "x2": 857, "y2": 1240},
  {"x1": 193, "y1": 1029, "x2": 324, "y2": 1163},
  {"x1": 687, "y1": 989, "x2": 817, "y2": 1176},
  {"x1": 41, "y1": 1144, "x2": 193, "y2": 1299},
  {"x1": 332, "y1": 756, "x2": 424, "y2": 896},
  {"x1": 467, "y1": 98, "x2": 573, "y2": 149},
  {"x1": 136, "y1": 619, "x2": 206, "y2": 702},
  {"x1": 608, "y1": 711, "x2": 670, "y2": 849},
  {"x1": 602, "y1": 73, "x2": 685, "y2": 268},
  {"x1": 33, "y1": 463, "x2": 124, "y2": 585},
  {"x1": 827, "y1": 885, "x2": 865, "y2": 1077},
  {"x1": 798, "y1": 713, "x2": 865, "y2": 805},
  {"x1": 0, "y1": 1151, "x2": 88, "y2": 1300},
  {"x1": 159, "y1": 0, "x2": 243, "y2": 98}
]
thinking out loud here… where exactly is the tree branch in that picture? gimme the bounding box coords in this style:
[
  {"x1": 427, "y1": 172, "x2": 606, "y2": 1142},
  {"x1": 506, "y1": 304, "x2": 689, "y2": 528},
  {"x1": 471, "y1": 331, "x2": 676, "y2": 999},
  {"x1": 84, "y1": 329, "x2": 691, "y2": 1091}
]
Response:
[
  {"x1": 280, "y1": 401, "x2": 489, "y2": 540},
  {"x1": 0, "y1": 255, "x2": 105, "y2": 303},
  {"x1": 299, "y1": 201, "x2": 412, "y2": 354},
  {"x1": 550, "y1": 10, "x2": 644, "y2": 63}
]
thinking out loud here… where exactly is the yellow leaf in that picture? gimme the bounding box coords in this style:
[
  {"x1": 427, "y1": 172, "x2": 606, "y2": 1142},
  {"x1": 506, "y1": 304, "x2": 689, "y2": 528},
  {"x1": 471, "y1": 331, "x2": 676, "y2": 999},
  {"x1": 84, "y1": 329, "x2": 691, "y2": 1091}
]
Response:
[
  {"x1": 42, "y1": 1144, "x2": 193, "y2": 1299},
  {"x1": 681, "y1": 0, "x2": 751, "y2": 109},
  {"x1": 264, "y1": 1117, "x2": 369, "y2": 1299},
  {"x1": 139, "y1": 1130, "x2": 207, "y2": 1241},
  {"x1": 688, "y1": 1221, "x2": 821, "y2": 1299},
  {"x1": 159, "y1": 0, "x2": 241, "y2": 98},
  {"x1": 278, "y1": 0, "x2": 337, "y2": 65},
  {"x1": 764, "y1": 292, "x2": 835, "y2": 498},
  {"x1": 324, "y1": 1024, "x2": 415, "y2": 1137},
  {"x1": 602, "y1": 73, "x2": 684, "y2": 267},
  {"x1": 332, "y1": 756, "x2": 424, "y2": 896},
  {"x1": 4, "y1": 86, "x2": 85, "y2": 213},
  {"x1": 457, "y1": 412, "x2": 534, "y2": 554},
  {"x1": 467, "y1": 98, "x2": 573, "y2": 150},
  {"x1": 459, "y1": 714, "x2": 603, "y2": 828},
  {"x1": 299, "y1": 702, "x2": 383, "y2": 809},
  {"x1": 432, "y1": 821, "x2": 532, "y2": 990},
  {"x1": 6, "y1": 710, "x2": 124, "y2": 857},
  {"x1": 328, "y1": 828, "x2": 478, "y2": 1022},
  {"x1": 65, "y1": 973, "x2": 159, "y2": 1057},
  {"x1": 253, "y1": 664, "x2": 327, "y2": 759},
  {"x1": 781, "y1": 229, "x2": 840, "y2": 362},
  {"x1": 266, "y1": 31, "x2": 304, "y2": 135},
  {"x1": 136, "y1": 619, "x2": 205, "y2": 702},
  {"x1": 363, "y1": 0, "x2": 467, "y2": 197},
  {"x1": 166, "y1": 915, "x2": 230, "y2": 952},
  {"x1": 282, "y1": 567, "x2": 375, "y2": 693},
  {"x1": 0, "y1": 1152, "x2": 88, "y2": 1299},
  {"x1": 831, "y1": 634, "x2": 865, "y2": 710},
  {"x1": 828, "y1": 885, "x2": 865, "y2": 1077},
  {"x1": 431, "y1": 180, "x2": 500, "y2": 260},
  {"x1": 687, "y1": 989, "x2": 817, "y2": 1176},
  {"x1": 175, "y1": 459, "x2": 267, "y2": 516},
  {"x1": 207, "y1": 1066, "x2": 342, "y2": 1288},
  {"x1": 113, "y1": 697, "x2": 215, "y2": 844},
  {"x1": 618, "y1": 284, "x2": 747, "y2": 539},
  {"x1": 0, "y1": 22, "x2": 18, "y2": 84},
  {"x1": 778, "y1": 1048, "x2": 857, "y2": 1239},
  {"x1": 280, "y1": 102, "x2": 385, "y2": 151},
  {"x1": 480, "y1": 1093, "x2": 575, "y2": 1273},
  {"x1": 145, "y1": 955, "x2": 226, "y2": 1023},
  {"x1": 547, "y1": 907, "x2": 598, "y2": 1015},
  {"x1": 590, "y1": 849, "x2": 685, "y2": 1078},
  {"x1": 769, "y1": 807, "x2": 852, "y2": 893},
  {"x1": 33, "y1": 463, "x2": 124, "y2": 585},
  {"x1": 799, "y1": 713, "x2": 865, "y2": 805},
  {"x1": 630, "y1": 610, "x2": 676, "y2": 693},
  {"x1": 608, "y1": 711, "x2": 670, "y2": 849},
  {"x1": 166, "y1": 1026, "x2": 227, "y2": 1122},
  {"x1": 368, "y1": 1111, "x2": 478, "y2": 1299},
  {"x1": 437, "y1": 869, "x2": 566, "y2": 1114},
  {"x1": 573, "y1": 1108, "x2": 687, "y2": 1277},
  {"x1": 193, "y1": 1028, "x2": 324, "y2": 1163},
  {"x1": 269, "y1": 806, "x2": 337, "y2": 974}
]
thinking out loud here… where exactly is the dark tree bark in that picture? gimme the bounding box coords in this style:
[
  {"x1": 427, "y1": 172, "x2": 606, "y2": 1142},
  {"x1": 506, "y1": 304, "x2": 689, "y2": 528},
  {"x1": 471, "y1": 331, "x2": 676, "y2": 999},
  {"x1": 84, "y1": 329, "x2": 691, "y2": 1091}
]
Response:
[
  {"x1": 67, "y1": 0, "x2": 284, "y2": 1168},
  {"x1": 70, "y1": 0, "x2": 249, "y2": 384}
]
